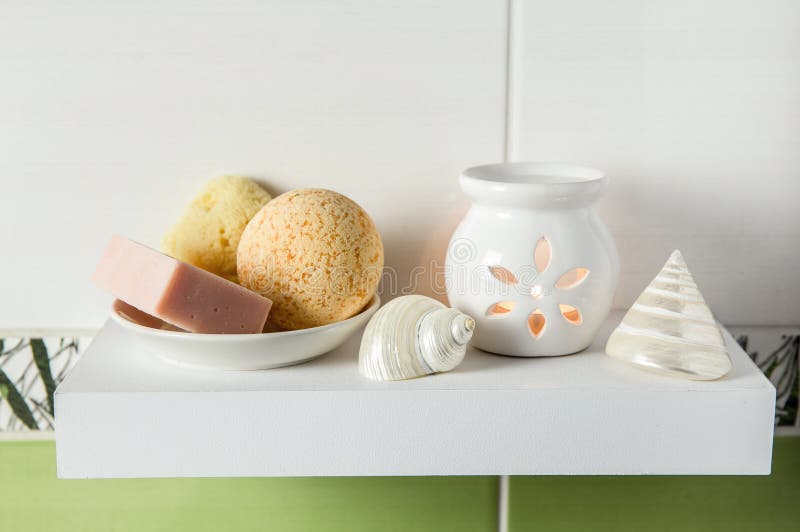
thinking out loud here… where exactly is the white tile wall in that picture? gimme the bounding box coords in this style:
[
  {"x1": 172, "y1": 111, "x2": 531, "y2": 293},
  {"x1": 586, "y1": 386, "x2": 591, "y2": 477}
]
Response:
[
  {"x1": 509, "y1": 0, "x2": 800, "y2": 325},
  {"x1": 0, "y1": 0, "x2": 507, "y2": 329},
  {"x1": 1, "y1": 0, "x2": 797, "y2": 328}
]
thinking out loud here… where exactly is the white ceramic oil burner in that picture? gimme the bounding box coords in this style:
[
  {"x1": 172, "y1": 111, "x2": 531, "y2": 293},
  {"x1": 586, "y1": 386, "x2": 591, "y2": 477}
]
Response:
[{"x1": 445, "y1": 162, "x2": 619, "y2": 357}]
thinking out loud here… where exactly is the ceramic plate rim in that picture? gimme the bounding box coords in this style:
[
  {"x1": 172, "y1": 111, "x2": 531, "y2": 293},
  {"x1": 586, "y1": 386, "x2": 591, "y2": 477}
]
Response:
[{"x1": 110, "y1": 295, "x2": 381, "y2": 342}]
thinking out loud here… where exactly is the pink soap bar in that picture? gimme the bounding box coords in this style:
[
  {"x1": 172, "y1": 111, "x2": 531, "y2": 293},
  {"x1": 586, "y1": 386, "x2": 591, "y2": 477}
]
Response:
[{"x1": 92, "y1": 235, "x2": 272, "y2": 334}]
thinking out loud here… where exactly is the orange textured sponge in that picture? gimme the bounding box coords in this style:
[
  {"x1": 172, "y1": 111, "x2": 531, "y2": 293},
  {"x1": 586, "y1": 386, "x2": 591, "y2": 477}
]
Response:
[{"x1": 237, "y1": 189, "x2": 383, "y2": 330}]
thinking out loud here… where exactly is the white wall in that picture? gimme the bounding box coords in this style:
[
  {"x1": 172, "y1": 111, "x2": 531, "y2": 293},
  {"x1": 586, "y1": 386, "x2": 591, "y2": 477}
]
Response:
[
  {"x1": 1, "y1": 0, "x2": 797, "y2": 329},
  {"x1": 0, "y1": 0, "x2": 506, "y2": 329},
  {"x1": 509, "y1": 0, "x2": 800, "y2": 325}
]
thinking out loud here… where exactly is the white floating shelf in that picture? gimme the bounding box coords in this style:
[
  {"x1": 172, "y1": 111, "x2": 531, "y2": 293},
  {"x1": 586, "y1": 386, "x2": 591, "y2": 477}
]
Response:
[{"x1": 55, "y1": 311, "x2": 775, "y2": 478}]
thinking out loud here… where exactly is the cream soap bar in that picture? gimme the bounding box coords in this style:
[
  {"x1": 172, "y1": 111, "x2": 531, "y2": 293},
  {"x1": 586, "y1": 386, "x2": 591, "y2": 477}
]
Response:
[{"x1": 93, "y1": 235, "x2": 272, "y2": 334}]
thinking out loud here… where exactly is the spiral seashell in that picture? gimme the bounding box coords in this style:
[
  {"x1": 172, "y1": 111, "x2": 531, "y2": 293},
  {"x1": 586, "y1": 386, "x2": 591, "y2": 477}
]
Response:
[
  {"x1": 606, "y1": 250, "x2": 732, "y2": 380},
  {"x1": 359, "y1": 295, "x2": 475, "y2": 381}
]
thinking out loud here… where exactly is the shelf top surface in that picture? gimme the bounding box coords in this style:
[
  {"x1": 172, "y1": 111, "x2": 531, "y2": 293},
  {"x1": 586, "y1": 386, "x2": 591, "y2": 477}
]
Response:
[{"x1": 58, "y1": 310, "x2": 773, "y2": 395}]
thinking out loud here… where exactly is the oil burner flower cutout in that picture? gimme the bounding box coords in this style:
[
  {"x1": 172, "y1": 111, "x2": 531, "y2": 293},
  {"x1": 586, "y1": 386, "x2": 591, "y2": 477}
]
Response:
[{"x1": 485, "y1": 237, "x2": 589, "y2": 339}]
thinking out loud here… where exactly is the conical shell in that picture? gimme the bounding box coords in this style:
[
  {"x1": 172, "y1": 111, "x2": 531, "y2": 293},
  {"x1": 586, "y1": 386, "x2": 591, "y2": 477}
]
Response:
[
  {"x1": 606, "y1": 250, "x2": 732, "y2": 380},
  {"x1": 359, "y1": 295, "x2": 475, "y2": 381}
]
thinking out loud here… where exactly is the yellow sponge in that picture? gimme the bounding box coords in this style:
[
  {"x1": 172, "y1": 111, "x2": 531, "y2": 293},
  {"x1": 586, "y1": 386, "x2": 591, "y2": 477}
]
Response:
[{"x1": 162, "y1": 176, "x2": 271, "y2": 283}]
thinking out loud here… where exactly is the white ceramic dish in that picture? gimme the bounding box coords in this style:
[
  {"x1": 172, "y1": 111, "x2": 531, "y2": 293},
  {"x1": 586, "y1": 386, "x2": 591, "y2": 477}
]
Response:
[{"x1": 110, "y1": 296, "x2": 380, "y2": 370}]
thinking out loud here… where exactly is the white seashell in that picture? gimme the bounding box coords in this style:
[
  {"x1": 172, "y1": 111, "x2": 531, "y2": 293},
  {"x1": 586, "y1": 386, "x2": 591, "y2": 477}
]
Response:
[
  {"x1": 359, "y1": 295, "x2": 475, "y2": 381},
  {"x1": 606, "y1": 250, "x2": 732, "y2": 380}
]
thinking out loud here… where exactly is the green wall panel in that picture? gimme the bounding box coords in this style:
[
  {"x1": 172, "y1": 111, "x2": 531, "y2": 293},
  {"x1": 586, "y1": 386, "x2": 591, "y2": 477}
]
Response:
[
  {"x1": 509, "y1": 437, "x2": 800, "y2": 532},
  {"x1": 0, "y1": 441, "x2": 498, "y2": 532},
  {"x1": 2, "y1": 438, "x2": 798, "y2": 532}
]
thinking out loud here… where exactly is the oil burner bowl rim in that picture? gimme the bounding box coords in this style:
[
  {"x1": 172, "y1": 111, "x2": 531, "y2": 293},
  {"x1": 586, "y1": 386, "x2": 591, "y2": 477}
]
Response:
[{"x1": 460, "y1": 161, "x2": 608, "y2": 209}]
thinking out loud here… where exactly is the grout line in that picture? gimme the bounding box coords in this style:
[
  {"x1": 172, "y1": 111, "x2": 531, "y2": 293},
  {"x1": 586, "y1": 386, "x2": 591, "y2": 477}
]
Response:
[
  {"x1": 499, "y1": 3, "x2": 516, "y2": 528},
  {"x1": 498, "y1": 474, "x2": 510, "y2": 532},
  {"x1": 775, "y1": 426, "x2": 800, "y2": 436},
  {"x1": 0, "y1": 329, "x2": 97, "y2": 338},
  {"x1": 503, "y1": 0, "x2": 521, "y2": 163},
  {"x1": 0, "y1": 431, "x2": 56, "y2": 441}
]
